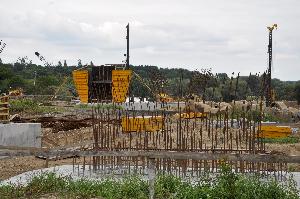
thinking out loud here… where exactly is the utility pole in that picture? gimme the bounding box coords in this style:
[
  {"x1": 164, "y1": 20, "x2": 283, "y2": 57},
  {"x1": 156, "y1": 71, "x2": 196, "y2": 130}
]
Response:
[
  {"x1": 126, "y1": 23, "x2": 130, "y2": 69},
  {"x1": 33, "y1": 71, "x2": 37, "y2": 86},
  {"x1": 234, "y1": 72, "x2": 240, "y2": 100},
  {"x1": 266, "y1": 24, "x2": 277, "y2": 107}
]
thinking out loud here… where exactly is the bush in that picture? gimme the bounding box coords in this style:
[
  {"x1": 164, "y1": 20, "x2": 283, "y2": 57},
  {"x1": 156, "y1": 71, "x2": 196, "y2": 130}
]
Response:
[
  {"x1": 0, "y1": 167, "x2": 299, "y2": 199},
  {"x1": 9, "y1": 99, "x2": 39, "y2": 113},
  {"x1": 10, "y1": 99, "x2": 65, "y2": 114}
]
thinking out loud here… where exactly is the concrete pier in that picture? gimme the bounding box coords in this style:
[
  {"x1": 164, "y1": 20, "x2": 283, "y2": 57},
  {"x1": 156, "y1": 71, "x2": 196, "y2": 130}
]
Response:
[{"x1": 0, "y1": 123, "x2": 41, "y2": 148}]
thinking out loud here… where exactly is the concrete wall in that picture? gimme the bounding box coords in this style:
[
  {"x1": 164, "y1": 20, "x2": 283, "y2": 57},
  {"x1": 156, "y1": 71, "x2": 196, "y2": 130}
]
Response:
[{"x1": 0, "y1": 123, "x2": 41, "y2": 148}]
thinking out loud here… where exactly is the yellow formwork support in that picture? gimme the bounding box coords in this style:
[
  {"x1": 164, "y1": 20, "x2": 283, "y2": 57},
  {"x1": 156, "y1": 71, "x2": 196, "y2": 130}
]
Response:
[
  {"x1": 257, "y1": 125, "x2": 292, "y2": 138},
  {"x1": 72, "y1": 70, "x2": 89, "y2": 103},
  {"x1": 112, "y1": 70, "x2": 132, "y2": 103},
  {"x1": 122, "y1": 116, "x2": 163, "y2": 133},
  {"x1": 0, "y1": 95, "x2": 9, "y2": 123}
]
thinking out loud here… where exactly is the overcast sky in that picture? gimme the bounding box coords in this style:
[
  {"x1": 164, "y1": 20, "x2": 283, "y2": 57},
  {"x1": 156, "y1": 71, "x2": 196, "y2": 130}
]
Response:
[{"x1": 0, "y1": 0, "x2": 299, "y2": 80}]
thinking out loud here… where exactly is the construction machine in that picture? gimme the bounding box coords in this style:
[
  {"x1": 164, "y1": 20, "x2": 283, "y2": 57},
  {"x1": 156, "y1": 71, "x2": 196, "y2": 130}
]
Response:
[
  {"x1": 8, "y1": 88, "x2": 23, "y2": 97},
  {"x1": 266, "y1": 24, "x2": 278, "y2": 107},
  {"x1": 255, "y1": 24, "x2": 290, "y2": 139}
]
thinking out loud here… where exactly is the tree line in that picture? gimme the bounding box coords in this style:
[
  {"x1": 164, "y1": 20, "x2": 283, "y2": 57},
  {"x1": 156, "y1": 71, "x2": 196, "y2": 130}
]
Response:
[{"x1": 0, "y1": 59, "x2": 299, "y2": 103}]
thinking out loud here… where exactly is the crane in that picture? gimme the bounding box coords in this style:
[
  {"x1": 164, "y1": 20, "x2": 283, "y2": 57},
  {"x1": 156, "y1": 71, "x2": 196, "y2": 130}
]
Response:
[
  {"x1": 266, "y1": 24, "x2": 277, "y2": 107},
  {"x1": 34, "y1": 51, "x2": 76, "y2": 99},
  {"x1": 35, "y1": 51, "x2": 52, "y2": 67},
  {"x1": 0, "y1": 40, "x2": 6, "y2": 54},
  {"x1": 132, "y1": 71, "x2": 173, "y2": 102}
]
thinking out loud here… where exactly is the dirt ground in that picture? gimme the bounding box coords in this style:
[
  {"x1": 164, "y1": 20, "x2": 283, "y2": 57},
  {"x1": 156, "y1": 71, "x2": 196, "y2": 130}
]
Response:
[
  {"x1": 1, "y1": 111, "x2": 300, "y2": 181},
  {"x1": 2, "y1": 143, "x2": 300, "y2": 181},
  {"x1": 0, "y1": 127, "x2": 92, "y2": 180},
  {"x1": 0, "y1": 124, "x2": 93, "y2": 180},
  {"x1": 0, "y1": 156, "x2": 79, "y2": 181}
]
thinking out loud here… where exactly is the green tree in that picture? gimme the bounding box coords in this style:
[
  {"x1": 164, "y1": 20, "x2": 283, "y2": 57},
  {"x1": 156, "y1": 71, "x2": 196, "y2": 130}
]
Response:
[
  {"x1": 8, "y1": 75, "x2": 25, "y2": 89},
  {"x1": 78, "y1": 59, "x2": 82, "y2": 67},
  {"x1": 0, "y1": 65, "x2": 13, "y2": 80},
  {"x1": 13, "y1": 62, "x2": 25, "y2": 72},
  {"x1": 247, "y1": 74, "x2": 260, "y2": 96},
  {"x1": 295, "y1": 83, "x2": 300, "y2": 105},
  {"x1": 35, "y1": 75, "x2": 60, "y2": 95}
]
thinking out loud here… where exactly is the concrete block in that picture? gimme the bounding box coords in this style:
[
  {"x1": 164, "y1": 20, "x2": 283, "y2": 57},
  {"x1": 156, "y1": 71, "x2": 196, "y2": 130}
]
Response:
[{"x1": 0, "y1": 123, "x2": 41, "y2": 148}]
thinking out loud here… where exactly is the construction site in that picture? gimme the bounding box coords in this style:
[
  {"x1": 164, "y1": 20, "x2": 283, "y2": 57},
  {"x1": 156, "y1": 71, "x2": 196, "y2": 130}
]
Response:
[{"x1": 0, "y1": 10, "x2": 300, "y2": 198}]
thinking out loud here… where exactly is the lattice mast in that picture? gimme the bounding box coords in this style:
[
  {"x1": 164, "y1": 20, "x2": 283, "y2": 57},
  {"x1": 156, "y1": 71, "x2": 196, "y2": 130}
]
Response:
[
  {"x1": 126, "y1": 23, "x2": 130, "y2": 69},
  {"x1": 266, "y1": 24, "x2": 277, "y2": 107}
]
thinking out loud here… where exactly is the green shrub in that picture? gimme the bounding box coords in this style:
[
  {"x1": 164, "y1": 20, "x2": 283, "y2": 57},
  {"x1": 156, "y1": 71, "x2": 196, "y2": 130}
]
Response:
[
  {"x1": 263, "y1": 113, "x2": 290, "y2": 123},
  {"x1": 10, "y1": 99, "x2": 39, "y2": 113},
  {"x1": 10, "y1": 99, "x2": 65, "y2": 114},
  {"x1": 0, "y1": 167, "x2": 299, "y2": 199}
]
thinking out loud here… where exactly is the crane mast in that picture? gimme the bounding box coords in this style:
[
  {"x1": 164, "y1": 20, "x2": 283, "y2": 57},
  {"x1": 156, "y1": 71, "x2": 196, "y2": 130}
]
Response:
[
  {"x1": 126, "y1": 23, "x2": 130, "y2": 69},
  {"x1": 35, "y1": 51, "x2": 52, "y2": 67},
  {"x1": 0, "y1": 40, "x2": 6, "y2": 54},
  {"x1": 266, "y1": 24, "x2": 277, "y2": 107}
]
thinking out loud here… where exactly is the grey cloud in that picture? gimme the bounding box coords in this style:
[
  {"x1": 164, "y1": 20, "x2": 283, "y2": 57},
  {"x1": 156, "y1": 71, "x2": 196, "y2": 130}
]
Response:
[{"x1": 0, "y1": 0, "x2": 299, "y2": 80}]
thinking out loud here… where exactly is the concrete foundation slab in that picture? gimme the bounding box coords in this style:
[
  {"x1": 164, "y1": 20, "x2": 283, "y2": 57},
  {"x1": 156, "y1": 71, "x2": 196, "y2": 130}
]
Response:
[{"x1": 0, "y1": 123, "x2": 41, "y2": 148}]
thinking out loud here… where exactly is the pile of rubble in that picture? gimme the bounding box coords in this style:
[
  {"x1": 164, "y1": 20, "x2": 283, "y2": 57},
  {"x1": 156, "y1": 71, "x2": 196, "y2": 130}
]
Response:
[{"x1": 183, "y1": 99, "x2": 300, "y2": 122}]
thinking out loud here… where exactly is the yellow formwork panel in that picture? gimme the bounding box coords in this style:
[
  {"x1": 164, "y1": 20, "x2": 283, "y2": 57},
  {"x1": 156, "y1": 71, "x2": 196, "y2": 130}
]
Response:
[
  {"x1": 122, "y1": 116, "x2": 163, "y2": 132},
  {"x1": 112, "y1": 70, "x2": 132, "y2": 103},
  {"x1": 72, "y1": 70, "x2": 89, "y2": 103},
  {"x1": 257, "y1": 125, "x2": 292, "y2": 138}
]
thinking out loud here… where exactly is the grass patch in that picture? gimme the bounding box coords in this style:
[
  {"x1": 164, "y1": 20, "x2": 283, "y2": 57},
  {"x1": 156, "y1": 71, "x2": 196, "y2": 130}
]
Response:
[
  {"x1": 0, "y1": 166, "x2": 299, "y2": 199},
  {"x1": 10, "y1": 99, "x2": 65, "y2": 114},
  {"x1": 263, "y1": 113, "x2": 290, "y2": 123},
  {"x1": 260, "y1": 136, "x2": 300, "y2": 144}
]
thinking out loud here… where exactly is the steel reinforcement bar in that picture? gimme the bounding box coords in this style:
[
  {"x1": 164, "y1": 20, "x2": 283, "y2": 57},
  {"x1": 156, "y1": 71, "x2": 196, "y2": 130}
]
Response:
[{"x1": 1, "y1": 149, "x2": 300, "y2": 163}]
